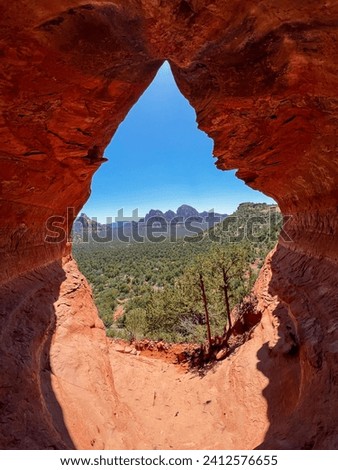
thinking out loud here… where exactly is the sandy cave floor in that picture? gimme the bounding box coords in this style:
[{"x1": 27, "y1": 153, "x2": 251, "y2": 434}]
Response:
[{"x1": 109, "y1": 341, "x2": 263, "y2": 450}]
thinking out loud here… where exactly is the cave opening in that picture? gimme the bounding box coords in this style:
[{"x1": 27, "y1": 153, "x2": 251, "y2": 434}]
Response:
[
  {"x1": 1, "y1": 0, "x2": 337, "y2": 452},
  {"x1": 72, "y1": 61, "x2": 280, "y2": 349}
]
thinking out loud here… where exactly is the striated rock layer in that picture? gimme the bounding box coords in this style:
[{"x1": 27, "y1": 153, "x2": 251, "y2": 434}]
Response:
[{"x1": 0, "y1": 0, "x2": 337, "y2": 449}]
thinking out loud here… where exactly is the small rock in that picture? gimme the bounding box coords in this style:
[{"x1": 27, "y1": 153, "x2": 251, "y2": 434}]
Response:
[
  {"x1": 124, "y1": 346, "x2": 133, "y2": 354},
  {"x1": 176, "y1": 351, "x2": 187, "y2": 363},
  {"x1": 216, "y1": 348, "x2": 227, "y2": 361}
]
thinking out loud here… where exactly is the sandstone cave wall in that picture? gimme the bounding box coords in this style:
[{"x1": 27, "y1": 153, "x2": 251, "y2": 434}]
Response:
[{"x1": 0, "y1": 0, "x2": 337, "y2": 449}]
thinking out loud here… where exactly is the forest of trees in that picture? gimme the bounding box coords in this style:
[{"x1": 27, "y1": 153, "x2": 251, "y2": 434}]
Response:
[{"x1": 73, "y1": 203, "x2": 282, "y2": 343}]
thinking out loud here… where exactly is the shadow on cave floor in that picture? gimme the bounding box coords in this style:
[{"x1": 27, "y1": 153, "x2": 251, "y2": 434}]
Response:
[
  {"x1": 255, "y1": 303, "x2": 301, "y2": 450},
  {"x1": 256, "y1": 241, "x2": 338, "y2": 450},
  {"x1": 0, "y1": 261, "x2": 74, "y2": 449}
]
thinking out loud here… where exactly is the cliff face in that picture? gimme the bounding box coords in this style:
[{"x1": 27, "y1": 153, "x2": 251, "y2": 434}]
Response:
[{"x1": 0, "y1": 1, "x2": 337, "y2": 449}]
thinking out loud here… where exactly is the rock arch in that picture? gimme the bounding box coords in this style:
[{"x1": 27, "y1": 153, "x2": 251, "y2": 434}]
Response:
[{"x1": 0, "y1": 0, "x2": 337, "y2": 449}]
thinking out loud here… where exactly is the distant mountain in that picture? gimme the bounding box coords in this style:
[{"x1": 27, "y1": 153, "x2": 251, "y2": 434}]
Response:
[
  {"x1": 143, "y1": 204, "x2": 227, "y2": 223},
  {"x1": 72, "y1": 204, "x2": 228, "y2": 243},
  {"x1": 209, "y1": 202, "x2": 281, "y2": 248},
  {"x1": 164, "y1": 210, "x2": 176, "y2": 221},
  {"x1": 144, "y1": 209, "x2": 165, "y2": 222},
  {"x1": 72, "y1": 202, "x2": 281, "y2": 245},
  {"x1": 176, "y1": 204, "x2": 200, "y2": 219},
  {"x1": 73, "y1": 213, "x2": 100, "y2": 231},
  {"x1": 72, "y1": 213, "x2": 109, "y2": 243}
]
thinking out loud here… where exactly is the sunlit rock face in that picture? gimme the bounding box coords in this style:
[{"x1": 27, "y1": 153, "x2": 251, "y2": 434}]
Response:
[{"x1": 0, "y1": 1, "x2": 337, "y2": 449}]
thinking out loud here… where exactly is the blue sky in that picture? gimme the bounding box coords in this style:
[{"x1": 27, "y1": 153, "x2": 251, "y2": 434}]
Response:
[{"x1": 81, "y1": 62, "x2": 274, "y2": 222}]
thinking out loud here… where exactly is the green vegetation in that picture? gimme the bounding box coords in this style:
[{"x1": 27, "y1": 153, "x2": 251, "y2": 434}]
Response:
[{"x1": 73, "y1": 203, "x2": 282, "y2": 342}]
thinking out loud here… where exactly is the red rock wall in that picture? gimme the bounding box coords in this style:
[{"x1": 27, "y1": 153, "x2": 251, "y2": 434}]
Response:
[
  {"x1": 0, "y1": 0, "x2": 337, "y2": 449},
  {"x1": 0, "y1": 256, "x2": 144, "y2": 449}
]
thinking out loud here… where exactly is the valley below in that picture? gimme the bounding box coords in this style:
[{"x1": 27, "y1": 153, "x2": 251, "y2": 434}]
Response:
[{"x1": 73, "y1": 203, "x2": 281, "y2": 344}]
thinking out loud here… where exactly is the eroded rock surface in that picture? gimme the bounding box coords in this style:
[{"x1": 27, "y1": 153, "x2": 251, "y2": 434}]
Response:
[
  {"x1": 0, "y1": 0, "x2": 337, "y2": 449},
  {"x1": 0, "y1": 256, "x2": 143, "y2": 449}
]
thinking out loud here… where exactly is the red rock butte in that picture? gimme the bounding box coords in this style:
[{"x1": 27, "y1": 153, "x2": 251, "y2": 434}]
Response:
[{"x1": 0, "y1": 0, "x2": 337, "y2": 449}]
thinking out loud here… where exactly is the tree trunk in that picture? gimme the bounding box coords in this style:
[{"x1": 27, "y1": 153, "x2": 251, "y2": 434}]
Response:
[
  {"x1": 222, "y1": 266, "x2": 232, "y2": 331},
  {"x1": 199, "y1": 273, "x2": 212, "y2": 347}
]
